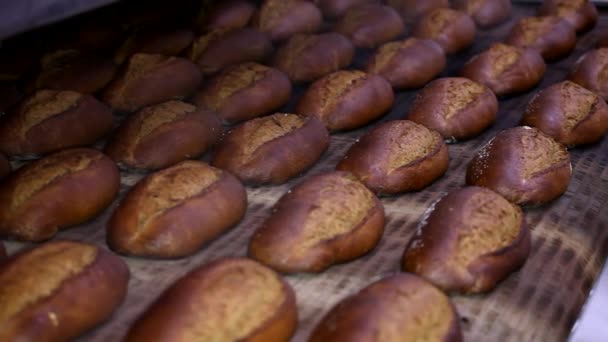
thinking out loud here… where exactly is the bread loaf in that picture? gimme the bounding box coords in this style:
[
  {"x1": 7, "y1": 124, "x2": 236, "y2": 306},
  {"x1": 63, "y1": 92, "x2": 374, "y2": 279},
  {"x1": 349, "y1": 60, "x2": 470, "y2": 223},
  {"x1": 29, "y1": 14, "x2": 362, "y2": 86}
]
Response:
[
  {"x1": 506, "y1": 16, "x2": 576, "y2": 61},
  {"x1": 253, "y1": 0, "x2": 322, "y2": 41},
  {"x1": 0, "y1": 240, "x2": 129, "y2": 341},
  {"x1": 538, "y1": 0, "x2": 597, "y2": 32},
  {"x1": 197, "y1": 0, "x2": 256, "y2": 32},
  {"x1": 386, "y1": 0, "x2": 449, "y2": 24},
  {"x1": 315, "y1": 0, "x2": 380, "y2": 19},
  {"x1": 0, "y1": 148, "x2": 120, "y2": 241},
  {"x1": 412, "y1": 8, "x2": 476, "y2": 55},
  {"x1": 453, "y1": 0, "x2": 512, "y2": 28},
  {"x1": 569, "y1": 48, "x2": 608, "y2": 101},
  {"x1": 114, "y1": 29, "x2": 195, "y2": 65},
  {"x1": 334, "y1": 4, "x2": 404, "y2": 49}
]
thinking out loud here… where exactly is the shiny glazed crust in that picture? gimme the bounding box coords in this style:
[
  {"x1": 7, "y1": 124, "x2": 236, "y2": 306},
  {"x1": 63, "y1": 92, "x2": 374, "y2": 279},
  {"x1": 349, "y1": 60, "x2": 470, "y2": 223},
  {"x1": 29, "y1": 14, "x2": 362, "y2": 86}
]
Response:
[
  {"x1": 505, "y1": 16, "x2": 577, "y2": 60},
  {"x1": 334, "y1": 4, "x2": 404, "y2": 48},
  {"x1": 538, "y1": 0, "x2": 598, "y2": 32},
  {"x1": 252, "y1": 0, "x2": 322, "y2": 41},
  {"x1": 452, "y1": 0, "x2": 512, "y2": 28},
  {"x1": 411, "y1": 8, "x2": 476, "y2": 55},
  {"x1": 569, "y1": 48, "x2": 608, "y2": 101}
]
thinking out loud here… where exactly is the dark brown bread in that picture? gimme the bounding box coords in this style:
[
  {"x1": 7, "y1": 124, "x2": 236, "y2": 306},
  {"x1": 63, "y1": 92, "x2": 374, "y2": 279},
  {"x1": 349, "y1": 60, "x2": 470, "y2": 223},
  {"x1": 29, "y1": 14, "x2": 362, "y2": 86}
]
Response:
[
  {"x1": 407, "y1": 77, "x2": 498, "y2": 141},
  {"x1": 309, "y1": 273, "x2": 462, "y2": 342},
  {"x1": 538, "y1": 0, "x2": 597, "y2": 33},
  {"x1": 193, "y1": 62, "x2": 292, "y2": 123},
  {"x1": 295, "y1": 70, "x2": 394, "y2": 131},
  {"x1": 104, "y1": 101, "x2": 222, "y2": 170},
  {"x1": 461, "y1": 43, "x2": 546, "y2": 96},
  {"x1": 386, "y1": 0, "x2": 449, "y2": 24},
  {"x1": 114, "y1": 29, "x2": 195, "y2": 65},
  {"x1": 314, "y1": 0, "x2": 380, "y2": 19},
  {"x1": 253, "y1": 0, "x2": 322, "y2": 41},
  {"x1": 102, "y1": 53, "x2": 202, "y2": 113},
  {"x1": 336, "y1": 120, "x2": 449, "y2": 195},
  {"x1": 453, "y1": 0, "x2": 512, "y2": 28},
  {"x1": 108, "y1": 161, "x2": 247, "y2": 258},
  {"x1": 186, "y1": 28, "x2": 273, "y2": 75},
  {"x1": 411, "y1": 8, "x2": 476, "y2": 55},
  {"x1": 0, "y1": 153, "x2": 10, "y2": 180},
  {"x1": 0, "y1": 240, "x2": 129, "y2": 341},
  {"x1": 125, "y1": 257, "x2": 297, "y2": 342},
  {"x1": 0, "y1": 148, "x2": 120, "y2": 241},
  {"x1": 30, "y1": 49, "x2": 117, "y2": 94},
  {"x1": 466, "y1": 126, "x2": 572, "y2": 205},
  {"x1": 366, "y1": 38, "x2": 446, "y2": 89},
  {"x1": 402, "y1": 186, "x2": 531, "y2": 294},
  {"x1": 505, "y1": 16, "x2": 577, "y2": 61},
  {"x1": 334, "y1": 4, "x2": 405, "y2": 49},
  {"x1": 0, "y1": 90, "x2": 113, "y2": 157},
  {"x1": 197, "y1": 0, "x2": 256, "y2": 32},
  {"x1": 272, "y1": 32, "x2": 355, "y2": 83},
  {"x1": 212, "y1": 113, "x2": 330, "y2": 184},
  {"x1": 249, "y1": 171, "x2": 385, "y2": 273},
  {"x1": 521, "y1": 80, "x2": 608, "y2": 146},
  {"x1": 569, "y1": 48, "x2": 608, "y2": 101}
]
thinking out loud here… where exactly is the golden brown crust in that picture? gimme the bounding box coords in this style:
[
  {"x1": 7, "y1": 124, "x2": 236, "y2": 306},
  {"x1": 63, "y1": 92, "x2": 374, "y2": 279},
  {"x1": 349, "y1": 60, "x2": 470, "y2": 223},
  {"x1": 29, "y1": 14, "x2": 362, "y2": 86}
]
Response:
[
  {"x1": 334, "y1": 4, "x2": 405, "y2": 49},
  {"x1": 505, "y1": 16, "x2": 577, "y2": 61},
  {"x1": 249, "y1": 171, "x2": 385, "y2": 273},
  {"x1": 125, "y1": 257, "x2": 297, "y2": 342},
  {"x1": 0, "y1": 148, "x2": 120, "y2": 241},
  {"x1": 272, "y1": 32, "x2": 355, "y2": 83},
  {"x1": 386, "y1": 0, "x2": 449, "y2": 24},
  {"x1": 521, "y1": 80, "x2": 608, "y2": 146},
  {"x1": 569, "y1": 48, "x2": 608, "y2": 101},
  {"x1": 336, "y1": 120, "x2": 449, "y2": 195},
  {"x1": 411, "y1": 8, "x2": 476, "y2": 55},
  {"x1": 466, "y1": 126, "x2": 572, "y2": 205},
  {"x1": 461, "y1": 43, "x2": 546, "y2": 96},
  {"x1": 104, "y1": 101, "x2": 222, "y2": 170},
  {"x1": 0, "y1": 153, "x2": 10, "y2": 180},
  {"x1": 309, "y1": 273, "x2": 462, "y2": 342},
  {"x1": 453, "y1": 0, "x2": 512, "y2": 28},
  {"x1": 402, "y1": 186, "x2": 531, "y2": 294},
  {"x1": 315, "y1": 0, "x2": 380, "y2": 19},
  {"x1": 253, "y1": 0, "x2": 322, "y2": 41},
  {"x1": 102, "y1": 53, "x2": 202, "y2": 113},
  {"x1": 0, "y1": 90, "x2": 114, "y2": 157},
  {"x1": 366, "y1": 38, "x2": 446, "y2": 89},
  {"x1": 114, "y1": 29, "x2": 195, "y2": 65},
  {"x1": 538, "y1": 0, "x2": 598, "y2": 33},
  {"x1": 197, "y1": 0, "x2": 256, "y2": 32},
  {"x1": 193, "y1": 62, "x2": 292, "y2": 123},
  {"x1": 186, "y1": 28, "x2": 273, "y2": 75},
  {"x1": 108, "y1": 161, "x2": 247, "y2": 258},
  {"x1": 0, "y1": 240, "x2": 129, "y2": 341},
  {"x1": 295, "y1": 70, "x2": 394, "y2": 131},
  {"x1": 212, "y1": 113, "x2": 330, "y2": 184},
  {"x1": 407, "y1": 77, "x2": 498, "y2": 141}
]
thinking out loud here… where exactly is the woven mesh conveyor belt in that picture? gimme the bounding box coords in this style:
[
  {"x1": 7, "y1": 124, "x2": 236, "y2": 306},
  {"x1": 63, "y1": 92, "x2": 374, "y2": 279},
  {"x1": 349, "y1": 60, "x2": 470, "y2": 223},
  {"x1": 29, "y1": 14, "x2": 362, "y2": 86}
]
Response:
[{"x1": 5, "y1": 4, "x2": 608, "y2": 342}]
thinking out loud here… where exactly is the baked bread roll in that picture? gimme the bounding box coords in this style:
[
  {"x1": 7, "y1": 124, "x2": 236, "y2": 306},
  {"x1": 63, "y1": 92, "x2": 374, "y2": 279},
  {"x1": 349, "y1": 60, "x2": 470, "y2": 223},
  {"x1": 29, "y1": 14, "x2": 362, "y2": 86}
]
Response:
[
  {"x1": 113, "y1": 29, "x2": 195, "y2": 65},
  {"x1": 411, "y1": 8, "x2": 476, "y2": 55},
  {"x1": 334, "y1": 4, "x2": 404, "y2": 49},
  {"x1": 365, "y1": 38, "x2": 446, "y2": 89},
  {"x1": 402, "y1": 186, "x2": 531, "y2": 294},
  {"x1": 0, "y1": 240, "x2": 129, "y2": 341},
  {"x1": 569, "y1": 48, "x2": 608, "y2": 101},
  {"x1": 108, "y1": 161, "x2": 247, "y2": 258},
  {"x1": 336, "y1": 120, "x2": 449, "y2": 195},
  {"x1": 295, "y1": 70, "x2": 394, "y2": 131},
  {"x1": 453, "y1": 0, "x2": 512, "y2": 28},
  {"x1": 309, "y1": 273, "x2": 462, "y2": 342},
  {"x1": 538, "y1": 0, "x2": 597, "y2": 33},
  {"x1": 102, "y1": 53, "x2": 202, "y2": 113},
  {"x1": 212, "y1": 113, "x2": 330, "y2": 184},
  {"x1": 192, "y1": 62, "x2": 292, "y2": 123},
  {"x1": 521, "y1": 80, "x2": 608, "y2": 146},
  {"x1": 461, "y1": 43, "x2": 546, "y2": 96},
  {"x1": 197, "y1": 0, "x2": 256, "y2": 32},
  {"x1": 30, "y1": 49, "x2": 117, "y2": 94},
  {"x1": 186, "y1": 28, "x2": 273, "y2": 75},
  {"x1": 0, "y1": 148, "x2": 120, "y2": 241},
  {"x1": 407, "y1": 77, "x2": 498, "y2": 141},
  {"x1": 273, "y1": 32, "x2": 355, "y2": 83},
  {"x1": 125, "y1": 257, "x2": 297, "y2": 342},
  {"x1": 386, "y1": 0, "x2": 449, "y2": 24},
  {"x1": 0, "y1": 153, "x2": 10, "y2": 179},
  {"x1": 253, "y1": 0, "x2": 322, "y2": 41},
  {"x1": 104, "y1": 101, "x2": 221, "y2": 170},
  {"x1": 0, "y1": 90, "x2": 113, "y2": 157},
  {"x1": 505, "y1": 16, "x2": 576, "y2": 61},
  {"x1": 249, "y1": 171, "x2": 384, "y2": 273},
  {"x1": 314, "y1": 0, "x2": 380, "y2": 19},
  {"x1": 466, "y1": 126, "x2": 572, "y2": 205}
]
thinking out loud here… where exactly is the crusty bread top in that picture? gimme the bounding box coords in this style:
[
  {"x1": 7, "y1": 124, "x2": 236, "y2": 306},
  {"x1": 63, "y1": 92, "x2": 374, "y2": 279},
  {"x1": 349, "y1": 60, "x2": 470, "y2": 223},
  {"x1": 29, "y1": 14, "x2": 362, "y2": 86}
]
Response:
[
  {"x1": 422, "y1": 8, "x2": 461, "y2": 36},
  {"x1": 554, "y1": 0, "x2": 586, "y2": 15},
  {"x1": 437, "y1": 78, "x2": 486, "y2": 119},
  {"x1": 206, "y1": 63, "x2": 270, "y2": 110},
  {"x1": 487, "y1": 43, "x2": 521, "y2": 78},
  {"x1": 515, "y1": 16, "x2": 558, "y2": 45},
  {"x1": 18, "y1": 90, "x2": 82, "y2": 136},
  {"x1": 278, "y1": 34, "x2": 319, "y2": 64},
  {"x1": 597, "y1": 49, "x2": 608, "y2": 83},
  {"x1": 384, "y1": 121, "x2": 442, "y2": 172},
  {"x1": 135, "y1": 101, "x2": 197, "y2": 140},
  {"x1": 39, "y1": 49, "x2": 82, "y2": 70},
  {"x1": 257, "y1": 0, "x2": 296, "y2": 29},
  {"x1": 519, "y1": 127, "x2": 569, "y2": 179},
  {"x1": 124, "y1": 53, "x2": 173, "y2": 82},
  {"x1": 371, "y1": 38, "x2": 420, "y2": 70},
  {"x1": 317, "y1": 70, "x2": 368, "y2": 111},
  {"x1": 558, "y1": 81, "x2": 597, "y2": 130},
  {"x1": 238, "y1": 113, "x2": 306, "y2": 161},
  {"x1": 0, "y1": 241, "x2": 97, "y2": 322},
  {"x1": 187, "y1": 29, "x2": 229, "y2": 62}
]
